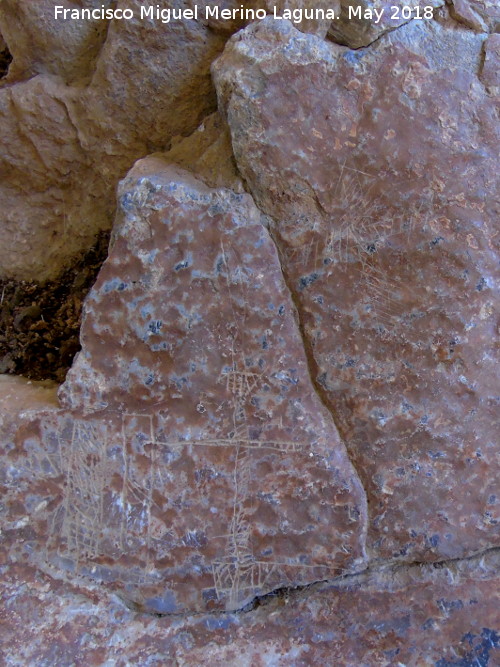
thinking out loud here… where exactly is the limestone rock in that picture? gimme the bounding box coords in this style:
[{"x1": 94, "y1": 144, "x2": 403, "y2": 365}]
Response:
[
  {"x1": 0, "y1": 1, "x2": 228, "y2": 282},
  {"x1": 0, "y1": 0, "x2": 113, "y2": 84},
  {"x1": 328, "y1": 0, "x2": 444, "y2": 48},
  {"x1": 213, "y1": 17, "x2": 500, "y2": 562},
  {"x1": 447, "y1": 0, "x2": 500, "y2": 32},
  {"x1": 480, "y1": 33, "x2": 500, "y2": 94},
  {"x1": 155, "y1": 112, "x2": 244, "y2": 193},
  {"x1": 2, "y1": 162, "x2": 367, "y2": 613},
  {"x1": 0, "y1": 77, "x2": 115, "y2": 283}
]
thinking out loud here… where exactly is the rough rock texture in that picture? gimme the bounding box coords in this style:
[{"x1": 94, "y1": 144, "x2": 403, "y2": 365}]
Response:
[
  {"x1": 0, "y1": 2, "x2": 228, "y2": 282},
  {"x1": 0, "y1": 0, "x2": 338, "y2": 283},
  {"x1": 213, "y1": 17, "x2": 500, "y2": 563},
  {"x1": 0, "y1": 0, "x2": 113, "y2": 84},
  {"x1": 1, "y1": 545, "x2": 499, "y2": 664},
  {"x1": 329, "y1": 0, "x2": 444, "y2": 48},
  {"x1": 1, "y1": 6, "x2": 499, "y2": 664},
  {"x1": 447, "y1": 0, "x2": 500, "y2": 32},
  {"x1": 480, "y1": 33, "x2": 500, "y2": 95},
  {"x1": 162, "y1": 112, "x2": 245, "y2": 193},
  {"x1": 2, "y1": 163, "x2": 367, "y2": 613}
]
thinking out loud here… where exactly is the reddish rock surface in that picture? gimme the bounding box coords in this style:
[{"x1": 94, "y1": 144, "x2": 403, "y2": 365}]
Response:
[
  {"x1": 2, "y1": 162, "x2": 367, "y2": 613},
  {"x1": 213, "y1": 16, "x2": 500, "y2": 563},
  {"x1": 1, "y1": 545, "x2": 499, "y2": 664},
  {"x1": 1, "y1": 7, "x2": 499, "y2": 664}
]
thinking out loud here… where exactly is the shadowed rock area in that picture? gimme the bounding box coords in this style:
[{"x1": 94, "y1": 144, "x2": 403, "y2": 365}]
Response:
[{"x1": 0, "y1": 232, "x2": 110, "y2": 381}]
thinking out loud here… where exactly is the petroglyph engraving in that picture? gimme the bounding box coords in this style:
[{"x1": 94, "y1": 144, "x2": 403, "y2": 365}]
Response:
[
  {"x1": 46, "y1": 404, "x2": 315, "y2": 601},
  {"x1": 58, "y1": 421, "x2": 107, "y2": 565},
  {"x1": 20, "y1": 166, "x2": 368, "y2": 612},
  {"x1": 277, "y1": 163, "x2": 425, "y2": 327},
  {"x1": 213, "y1": 443, "x2": 255, "y2": 606}
]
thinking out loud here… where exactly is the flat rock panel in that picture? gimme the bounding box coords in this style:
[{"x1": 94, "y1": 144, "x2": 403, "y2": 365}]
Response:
[
  {"x1": 2, "y1": 162, "x2": 367, "y2": 613},
  {"x1": 213, "y1": 16, "x2": 500, "y2": 562}
]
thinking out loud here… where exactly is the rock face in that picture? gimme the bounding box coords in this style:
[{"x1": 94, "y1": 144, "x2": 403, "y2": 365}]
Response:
[
  {"x1": 0, "y1": 0, "x2": 113, "y2": 84},
  {"x1": 0, "y1": 2, "x2": 228, "y2": 282},
  {"x1": 2, "y1": 162, "x2": 367, "y2": 613},
  {"x1": 1, "y1": 5, "x2": 499, "y2": 664},
  {"x1": 213, "y1": 17, "x2": 500, "y2": 562},
  {"x1": 0, "y1": 0, "x2": 337, "y2": 283},
  {"x1": 1, "y1": 539, "x2": 499, "y2": 664},
  {"x1": 160, "y1": 112, "x2": 245, "y2": 193},
  {"x1": 481, "y1": 33, "x2": 500, "y2": 94},
  {"x1": 447, "y1": 0, "x2": 500, "y2": 32},
  {"x1": 329, "y1": 0, "x2": 444, "y2": 48}
]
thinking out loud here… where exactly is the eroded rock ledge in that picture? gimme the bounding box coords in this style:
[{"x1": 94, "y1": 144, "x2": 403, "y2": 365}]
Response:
[{"x1": 1, "y1": 541, "x2": 499, "y2": 664}]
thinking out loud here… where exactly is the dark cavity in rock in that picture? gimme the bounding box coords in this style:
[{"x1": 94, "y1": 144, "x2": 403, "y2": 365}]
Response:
[{"x1": 0, "y1": 231, "x2": 110, "y2": 382}]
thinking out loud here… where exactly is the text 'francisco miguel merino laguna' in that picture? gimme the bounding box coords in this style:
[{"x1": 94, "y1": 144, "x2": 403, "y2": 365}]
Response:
[{"x1": 54, "y1": 4, "x2": 340, "y2": 24}]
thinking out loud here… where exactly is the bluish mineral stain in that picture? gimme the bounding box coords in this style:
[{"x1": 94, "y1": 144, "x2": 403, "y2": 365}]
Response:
[
  {"x1": 120, "y1": 192, "x2": 135, "y2": 211},
  {"x1": 146, "y1": 591, "x2": 179, "y2": 614},
  {"x1": 103, "y1": 278, "x2": 127, "y2": 293},
  {"x1": 148, "y1": 320, "x2": 162, "y2": 334},
  {"x1": 175, "y1": 260, "x2": 190, "y2": 271},
  {"x1": 299, "y1": 272, "x2": 320, "y2": 290},
  {"x1": 428, "y1": 534, "x2": 440, "y2": 547},
  {"x1": 343, "y1": 49, "x2": 366, "y2": 65},
  {"x1": 205, "y1": 616, "x2": 234, "y2": 631},
  {"x1": 435, "y1": 628, "x2": 499, "y2": 666}
]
